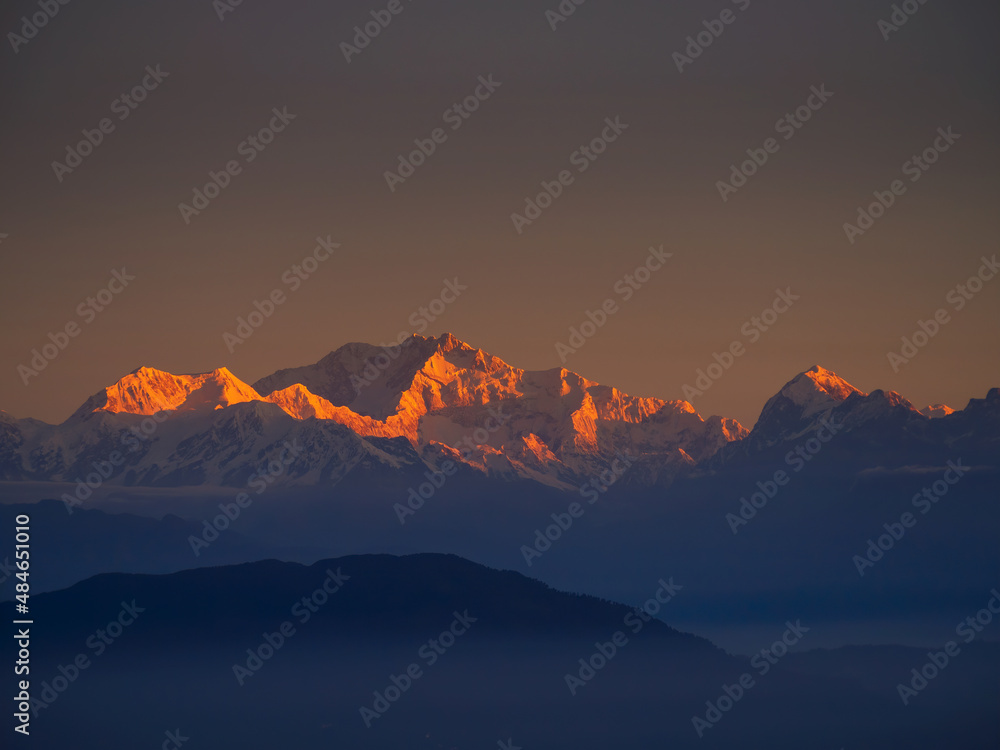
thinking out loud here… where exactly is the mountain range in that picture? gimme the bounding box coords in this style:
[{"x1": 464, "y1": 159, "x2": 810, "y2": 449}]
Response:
[
  {"x1": 2, "y1": 333, "x2": 996, "y2": 493},
  {"x1": 1, "y1": 333, "x2": 997, "y2": 659}
]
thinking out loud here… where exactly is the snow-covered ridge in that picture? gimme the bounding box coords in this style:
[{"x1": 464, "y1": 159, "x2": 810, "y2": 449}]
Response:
[
  {"x1": 4, "y1": 335, "x2": 982, "y2": 491},
  {"x1": 56, "y1": 334, "x2": 747, "y2": 488}
]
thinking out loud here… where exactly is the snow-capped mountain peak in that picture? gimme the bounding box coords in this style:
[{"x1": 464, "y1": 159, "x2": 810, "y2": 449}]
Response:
[
  {"x1": 920, "y1": 404, "x2": 956, "y2": 419},
  {"x1": 777, "y1": 366, "x2": 865, "y2": 417},
  {"x1": 74, "y1": 366, "x2": 262, "y2": 418}
]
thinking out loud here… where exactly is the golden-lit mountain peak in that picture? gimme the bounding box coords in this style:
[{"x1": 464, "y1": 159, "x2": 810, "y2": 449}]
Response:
[{"x1": 91, "y1": 367, "x2": 262, "y2": 415}]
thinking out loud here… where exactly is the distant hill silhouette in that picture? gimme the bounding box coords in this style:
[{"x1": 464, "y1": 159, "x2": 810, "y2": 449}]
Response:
[{"x1": 5, "y1": 554, "x2": 997, "y2": 749}]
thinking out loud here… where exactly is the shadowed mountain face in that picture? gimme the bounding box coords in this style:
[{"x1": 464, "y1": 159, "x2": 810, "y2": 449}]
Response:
[
  {"x1": 5, "y1": 554, "x2": 998, "y2": 750},
  {"x1": 716, "y1": 366, "x2": 1000, "y2": 467}
]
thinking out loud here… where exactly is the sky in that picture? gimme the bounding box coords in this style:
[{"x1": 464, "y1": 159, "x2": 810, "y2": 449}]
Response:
[{"x1": 1, "y1": 0, "x2": 998, "y2": 428}]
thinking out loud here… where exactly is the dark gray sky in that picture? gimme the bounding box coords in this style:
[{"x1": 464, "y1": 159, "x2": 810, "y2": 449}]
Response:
[{"x1": 1, "y1": 0, "x2": 998, "y2": 426}]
